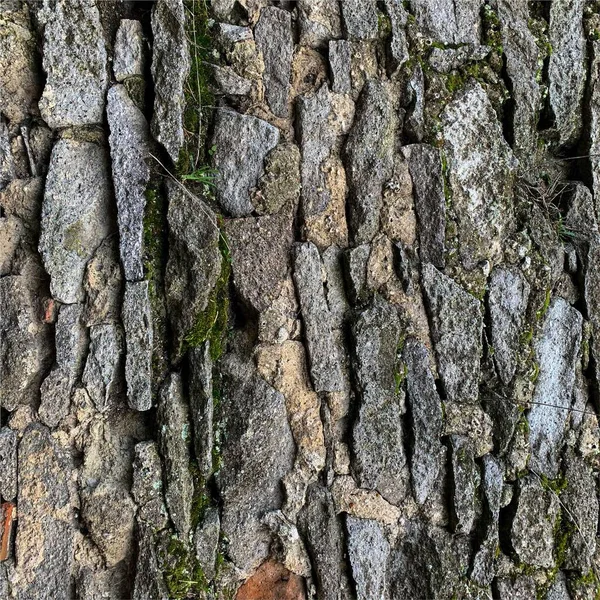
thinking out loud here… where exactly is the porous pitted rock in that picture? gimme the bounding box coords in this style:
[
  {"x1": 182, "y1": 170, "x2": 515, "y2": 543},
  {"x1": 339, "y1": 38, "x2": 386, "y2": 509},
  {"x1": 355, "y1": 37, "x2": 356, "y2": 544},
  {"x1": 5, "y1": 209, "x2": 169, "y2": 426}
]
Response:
[
  {"x1": 82, "y1": 323, "x2": 125, "y2": 412},
  {"x1": 402, "y1": 144, "x2": 446, "y2": 269},
  {"x1": 404, "y1": 64, "x2": 425, "y2": 142},
  {"x1": 122, "y1": 281, "x2": 154, "y2": 411},
  {"x1": 329, "y1": 41, "x2": 351, "y2": 94},
  {"x1": 421, "y1": 263, "x2": 483, "y2": 404},
  {"x1": 212, "y1": 109, "x2": 279, "y2": 217},
  {"x1": 449, "y1": 435, "x2": 479, "y2": 534},
  {"x1": 81, "y1": 482, "x2": 136, "y2": 568},
  {"x1": 107, "y1": 84, "x2": 151, "y2": 282},
  {"x1": 494, "y1": 576, "x2": 537, "y2": 600},
  {"x1": 345, "y1": 80, "x2": 398, "y2": 244},
  {"x1": 404, "y1": 338, "x2": 444, "y2": 505},
  {"x1": 410, "y1": 0, "x2": 481, "y2": 45},
  {"x1": 561, "y1": 448, "x2": 598, "y2": 571},
  {"x1": 298, "y1": 484, "x2": 347, "y2": 600},
  {"x1": 351, "y1": 298, "x2": 408, "y2": 505},
  {"x1": 226, "y1": 210, "x2": 293, "y2": 314},
  {"x1": 114, "y1": 19, "x2": 145, "y2": 82},
  {"x1": 14, "y1": 425, "x2": 74, "y2": 600},
  {"x1": 194, "y1": 507, "x2": 220, "y2": 581},
  {"x1": 442, "y1": 82, "x2": 517, "y2": 270},
  {"x1": 340, "y1": 0, "x2": 378, "y2": 40},
  {"x1": 528, "y1": 298, "x2": 582, "y2": 477},
  {"x1": 442, "y1": 402, "x2": 493, "y2": 457},
  {"x1": 39, "y1": 139, "x2": 112, "y2": 304},
  {"x1": 0, "y1": 263, "x2": 53, "y2": 410},
  {"x1": 297, "y1": 0, "x2": 342, "y2": 48},
  {"x1": 293, "y1": 242, "x2": 344, "y2": 392},
  {"x1": 255, "y1": 7, "x2": 293, "y2": 118},
  {"x1": 216, "y1": 353, "x2": 295, "y2": 575},
  {"x1": 165, "y1": 179, "x2": 222, "y2": 355},
  {"x1": 39, "y1": 0, "x2": 108, "y2": 128},
  {"x1": 488, "y1": 266, "x2": 530, "y2": 385},
  {"x1": 511, "y1": 475, "x2": 559, "y2": 569},
  {"x1": 150, "y1": 0, "x2": 189, "y2": 162},
  {"x1": 131, "y1": 441, "x2": 169, "y2": 531},
  {"x1": 346, "y1": 516, "x2": 390, "y2": 600},
  {"x1": 384, "y1": 0, "x2": 409, "y2": 69},
  {"x1": 0, "y1": 426, "x2": 17, "y2": 501},
  {"x1": 157, "y1": 373, "x2": 193, "y2": 538},
  {"x1": 0, "y1": 5, "x2": 42, "y2": 123},
  {"x1": 548, "y1": 0, "x2": 586, "y2": 148},
  {"x1": 497, "y1": 0, "x2": 541, "y2": 161},
  {"x1": 38, "y1": 368, "x2": 72, "y2": 428},
  {"x1": 56, "y1": 303, "x2": 88, "y2": 376}
]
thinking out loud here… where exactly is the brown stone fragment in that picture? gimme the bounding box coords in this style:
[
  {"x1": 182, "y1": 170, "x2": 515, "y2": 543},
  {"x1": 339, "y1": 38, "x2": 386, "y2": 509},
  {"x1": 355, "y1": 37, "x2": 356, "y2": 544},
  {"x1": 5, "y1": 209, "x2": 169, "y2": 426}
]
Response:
[{"x1": 236, "y1": 560, "x2": 306, "y2": 600}]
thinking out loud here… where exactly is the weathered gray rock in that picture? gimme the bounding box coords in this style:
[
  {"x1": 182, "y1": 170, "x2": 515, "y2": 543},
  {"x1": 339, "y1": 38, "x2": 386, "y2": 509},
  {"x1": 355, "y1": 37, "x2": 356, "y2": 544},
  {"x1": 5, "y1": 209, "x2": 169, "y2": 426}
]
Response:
[
  {"x1": 429, "y1": 44, "x2": 491, "y2": 74},
  {"x1": 402, "y1": 144, "x2": 446, "y2": 269},
  {"x1": 546, "y1": 573, "x2": 570, "y2": 600},
  {"x1": 498, "y1": 0, "x2": 541, "y2": 160},
  {"x1": 15, "y1": 425, "x2": 74, "y2": 600},
  {"x1": 165, "y1": 180, "x2": 222, "y2": 355},
  {"x1": 39, "y1": 139, "x2": 112, "y2": 304},
  {"x1": 411, "y1": 0, "x2": 481, "y2": 45},
  {"x1": 329, "y1": 41, "x2": 351, "y2": 94},
  {"x1": 345, "y1": 80, "x2": 398, "y2": 244},
  {"x1": 548, "y1": 0, "x2": 586, "y2": 147},
  {"x1": 0, "y1": 426, "x2": 17, "y2": 501},
  {"x1": 38, "y1": 368, "x2": 72, "y2": 427},
  {"x1": 131, "y1": 441, "x2": 169, "y2": 531},
  {"x1": 157, "y1": 373, "x2": 193, "y2": 538},
  {"x1": 488, "y1": 266, "x2": 530, "y2": 385},
  {"x1": 226, "y1": 210, "x2": 292, "y2": 313},
  {"x1": 561, "y1": 448, "x2": 598, "y2": 571},
  {"x1": 346, "y1": 516, "x2": 390, "y2": 600},
  {"x1": 404, "y1": 64, "x2": 425, "y2": 142},
  {"x1": 39, "y1": 0, "x2": 108, "y2": 128},
  {"x1": 255, "y1": 7, "x2": 293, "y2": 118},
  {"x1": 150, "y1": 0, "x2": 189, "y2": 162},
  {"x1": 0, "y1": 5, "x2": 42, "y2": 123},
  {"x1": 132, "y1": 525, "x2": 169, "y2": 600},
  {"x1": 442, "y1": 82, "x2": 516, "y2": 269},
  {"x1": 528, "y1": 298, "x2": 582, "y2": 477},
  {"x1": 107, "y1": 84, "x2": 152, "y2": 282},
  {"x1": 212, "y1": 109, "x2": 279, "y2": 217},
  {"x1": 340, "y1": 0, "x2": 378, "y2": 40},
  {"x1": 588, "y1": 42, "x2": 600, "y2": 218},
  {"x1": 188, "y1": 343, "x2": 214, "y2": 480},
  {"x1": 443, "y1": 402, "x2": 493, "y2": 457},
  {"x1": 494, "y1": 576, "x2": 536, "y2": 600},
  {"x1": 344, "y1": 243, "x2": 371, "y2": 305},
  {"x1": 298, "y1": 0, "x2": 342, "y2": 48},
  {"x1": 511, "y1": 475, "x2": 558, "y2": 569},
  {"x1": 217, "y1": 353, "x2": 295, "y2": 575},
  {"x1": 82, "y1": 323, "x2": 125, "y2": 412},
  {"x1": 449, "y1": 435, "x2": 479, "y2": 534},
  {"x1": 55, "y1": 303, "x2": 88, "y2": 377},
  {"x1": 421, "y1": 263, "x2": 483, "y2": 404},
  {"x1": 0, "y1": 264, "x2": 53, "y2": 410},
  {"x1": 352, "y1": 298, "x2": 408, "y2": 505},
  {"x1": 293, "y1": 242, "x2": 344, "y2": 392},
  {"x1": 384, "y1": 0, "x2": 409, "y2": 69},
  {"x1": 114, "y1": 19, "x2": 145, "y2": 82},
  {"x1": 298, "y1": 484, "x2": 345, "y2": 600},
  {"x1": 194, "y1": 507, "x2": 220, "y2": 581},
  {"x1": 211, "y1": 64, "x2": 253, "y2": 96},
  {"x1": 122, "y1": 281, "x2": 154, "y2": 411},
  {"x1": 82, "y1": 482, "x2": 136, "y2": 568},
  {"x1": 565, "y1": 182, "x2": 598, "y2": 242},
  {"x1": 404, "y1": 338, "x2": 444, "y2": 505}
]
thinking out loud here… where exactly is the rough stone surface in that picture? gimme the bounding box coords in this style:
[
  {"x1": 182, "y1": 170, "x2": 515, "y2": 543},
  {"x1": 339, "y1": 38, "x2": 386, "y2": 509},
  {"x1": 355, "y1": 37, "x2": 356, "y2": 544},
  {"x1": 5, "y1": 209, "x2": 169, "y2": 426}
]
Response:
[
  {"x1": 293, "y1": 242, "x2": 344, "y2": 392},
  {"x1": 488, "y1": 266, "x2": 530, "y2": 385},
  {"x1": 150, "y1": 0, "x2": 189, "y2": 162},
  {"x1": 385, "y1": 0, "x2": 409, "y2": 69},
  {"x1": 39, "y1": 0, "x2": 108, "y2": 128},
  {"x1": 404, "y1": 338, "x2": 444, "y2": 505},
  {"x1": 329, "y1": 41, "x2": 351, "y2": 94},
  {"x1": 217, "y1": 353, "x2": 295, "y2": 575},
  {"x1": 165, "y1": 180, "x2": 222, "y2": 354},
  {"x1": 122, "y1": 281, "x2": 154, "y2": 411},
  {"x1": 421, "y1": 263, "x2": 483, "y2": 404},
  {"x1": 346, "y1": 516, "x2": 390, "y2": 600},
  {"x1": 255, "y1": 7, "x2": 293, "y2": 118},
  {"x1": 528, "y1": 298, "x2": 582, "y2": 477},
  {"x1": 236, "y1": 559, "x2": 306, "y2": 600},
  {"x1": 352, "y1": 298, "x2": 408, "y2": 505},
  {"x1": 297, "y1": 0, "x2": 342, "y2": 48},
  {"x1": 0, "y1": 426, "x2": 17, "y2": 501},
  {"x1": 107, "y1": 84, "x2": 151, "y2": 282},
  {"x1": 345, "y1": 80, "x2": 397, "y2": 244},
  {"x1": 411, "y1": 0, "x2": 481, "y2": 45},
  {"x1": 39, "y1": 139, "x2": 112, "y2": 304},
  {"x1": 402, "y1": 144, "x2": 446, "y2": 269},
  {"x1": 340, "y1": 0, "x2": 378, "y2": 40},
  {"x1": 449, "y1": 435, "x2": 479, "y2": 534},
  {"x1": 212, "y1": 109, "x2": 279, "y2": 217},
  {"x1": 194, "y1": 507, "x2": 220, "y2": 581},
  {"x1": 114, "y1": 19, "x2": 145, "y2": 82}
]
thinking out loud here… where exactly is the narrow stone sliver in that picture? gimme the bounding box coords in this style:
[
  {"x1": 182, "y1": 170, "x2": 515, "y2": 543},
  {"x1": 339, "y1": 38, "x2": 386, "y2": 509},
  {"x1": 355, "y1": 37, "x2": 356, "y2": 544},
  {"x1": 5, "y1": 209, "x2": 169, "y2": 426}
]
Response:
[{"x1": 1, "y1": 0, "x2": 600, "y2": 599}]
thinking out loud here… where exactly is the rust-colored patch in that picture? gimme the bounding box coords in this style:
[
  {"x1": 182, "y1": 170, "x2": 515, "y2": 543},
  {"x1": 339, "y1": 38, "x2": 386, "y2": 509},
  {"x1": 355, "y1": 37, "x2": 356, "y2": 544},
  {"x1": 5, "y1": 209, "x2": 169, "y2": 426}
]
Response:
[
  {"x1": 42, "y1": 298, "x2": 58, "y2": 323},
  {"x1": 236, "y1": 560, "x2": 306, "y2": 600},
  {"x1": 0, "y1": 502, "x2": 16, "y2": 561}
]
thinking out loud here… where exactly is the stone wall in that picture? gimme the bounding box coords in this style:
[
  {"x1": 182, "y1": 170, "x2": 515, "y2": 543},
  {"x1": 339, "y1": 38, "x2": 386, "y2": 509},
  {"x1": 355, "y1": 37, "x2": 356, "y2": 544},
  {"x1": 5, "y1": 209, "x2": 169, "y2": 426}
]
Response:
[{"x1": 1, "y1": 0, "x2": 600, "y2": 598}]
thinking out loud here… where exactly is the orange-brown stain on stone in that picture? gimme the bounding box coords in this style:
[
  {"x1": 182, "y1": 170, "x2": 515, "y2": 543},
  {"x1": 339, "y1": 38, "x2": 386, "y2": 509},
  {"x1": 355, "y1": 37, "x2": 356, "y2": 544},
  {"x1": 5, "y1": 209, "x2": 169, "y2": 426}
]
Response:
[
  {"x1": 236, "y1": 560, "x2": 306, "y2": 600},
  {"x1": 0, "y1": 502, "x2": 15, "y2": 561}
]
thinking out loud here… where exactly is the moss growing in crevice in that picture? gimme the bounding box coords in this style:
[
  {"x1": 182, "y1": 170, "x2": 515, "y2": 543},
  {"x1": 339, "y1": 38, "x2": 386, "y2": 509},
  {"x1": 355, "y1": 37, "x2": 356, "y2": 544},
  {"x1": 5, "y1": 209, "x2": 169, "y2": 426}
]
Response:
[{"x1": 161, "y1": 536, "x2": 210, "y2": 599}]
